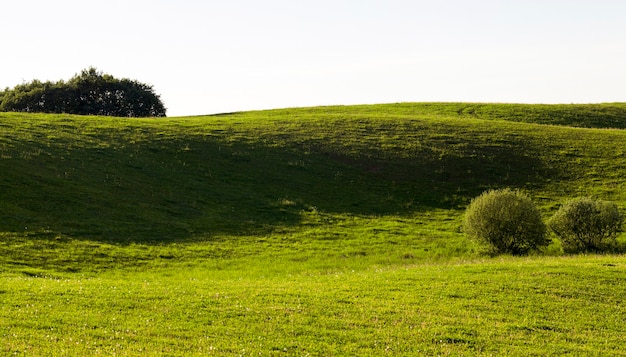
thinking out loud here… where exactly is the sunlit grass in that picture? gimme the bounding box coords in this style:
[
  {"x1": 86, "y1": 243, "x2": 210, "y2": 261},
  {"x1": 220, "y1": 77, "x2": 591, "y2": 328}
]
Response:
[{"x1": 3, "y1": 256, "x2": 626, "y2": 355}]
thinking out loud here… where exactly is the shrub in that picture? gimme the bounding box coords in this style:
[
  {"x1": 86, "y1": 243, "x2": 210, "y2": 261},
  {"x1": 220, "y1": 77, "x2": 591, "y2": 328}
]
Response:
[
  {"x1": 0, "y1": 67, "x2": 166, "y2": 117},
  {"x1": 463, "y1": 188, "x2": 548, "y2": 255},
  {"x1": 548, "y1": 197, "x2": 623, "y2": 252}
]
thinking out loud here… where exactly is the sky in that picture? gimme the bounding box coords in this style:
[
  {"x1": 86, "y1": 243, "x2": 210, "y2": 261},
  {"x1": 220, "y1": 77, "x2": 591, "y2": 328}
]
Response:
[{"x1": 3, "y1": 0, "x2": 626, "y2": 117}]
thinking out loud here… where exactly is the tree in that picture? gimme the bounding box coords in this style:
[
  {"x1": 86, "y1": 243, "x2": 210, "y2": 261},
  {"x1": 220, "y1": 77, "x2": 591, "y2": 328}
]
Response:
[
  {"x1": 548, "y1": 197, "x2": 623, "y2": 252},
  {"x1": 0, "y1": 67, "x2": 166, "y2": 117},
  {"x1": 463, "y1": 188, "x2": 548, "y2": 255}
]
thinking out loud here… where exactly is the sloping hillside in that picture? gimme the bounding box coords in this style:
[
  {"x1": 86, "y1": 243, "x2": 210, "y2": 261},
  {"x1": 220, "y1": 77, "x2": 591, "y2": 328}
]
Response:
[
  {"x1": 2, "y1": 103, "x2": 626, "y2": 356},
  {"x1": 290, "y1": 102, "x2": 626, "y2": 128},
  {"x1": 1, "y1": 103, "x2": 625, "y2": 244}
]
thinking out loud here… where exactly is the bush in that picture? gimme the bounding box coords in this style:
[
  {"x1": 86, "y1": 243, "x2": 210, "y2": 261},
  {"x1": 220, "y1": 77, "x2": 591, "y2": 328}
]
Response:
[
  {"x1": 0, "y1": 67, "x2": 166, "y2": 117},
  {"x1": 463, "y1": 188, "x2": 548, "y2": 255},
  {"x1": 548, "y1": 197, "x2": 623, "y2": 252}
]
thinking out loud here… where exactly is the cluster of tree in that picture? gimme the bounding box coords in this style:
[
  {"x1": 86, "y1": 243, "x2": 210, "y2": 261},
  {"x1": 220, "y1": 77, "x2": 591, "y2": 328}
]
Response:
[
  {"x1": 0, "y1": 68, "x2": 166, "y2": 117},
  {"x1": 464, "y1": 189, "x2": 624, "y2": 255}
]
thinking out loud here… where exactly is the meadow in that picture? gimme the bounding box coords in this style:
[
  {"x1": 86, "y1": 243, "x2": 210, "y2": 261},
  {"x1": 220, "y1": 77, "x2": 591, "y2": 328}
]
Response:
[{"x1": 1, "y1": 103, "x2": 626, "y2": 355}]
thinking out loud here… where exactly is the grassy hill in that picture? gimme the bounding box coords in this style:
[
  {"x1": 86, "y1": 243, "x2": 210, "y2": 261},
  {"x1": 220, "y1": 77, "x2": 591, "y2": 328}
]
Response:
[
  {"x1": 2, "y1": 103, "x2": 625, "y2": 242},
  {"x1": 1, "y1": 103, "x2": 626, "y2": 355}
]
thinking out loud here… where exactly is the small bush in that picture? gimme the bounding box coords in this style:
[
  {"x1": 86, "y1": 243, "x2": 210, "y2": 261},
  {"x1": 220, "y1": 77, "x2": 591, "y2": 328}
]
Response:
[
  {"x1": 548, "y1": 197, "x2": 623, "y2": 253},
  {"x1": 463, "y1": 188, "x2": 548, "y2": 255}
]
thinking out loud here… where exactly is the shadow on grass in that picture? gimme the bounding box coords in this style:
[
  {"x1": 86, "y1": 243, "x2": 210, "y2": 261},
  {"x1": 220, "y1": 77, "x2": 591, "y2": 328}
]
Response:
[{"x1": 0, "y1": 131, "x2": 560, "y2": 244}]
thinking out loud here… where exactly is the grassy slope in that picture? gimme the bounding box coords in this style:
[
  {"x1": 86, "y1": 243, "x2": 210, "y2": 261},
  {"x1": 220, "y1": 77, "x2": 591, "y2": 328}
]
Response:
[
  {"x1": 340, "y1": 102, "x2": 626, "y2": 128},
  {"x1": 1, "y1": 103, "x2": 626, "y2": 355},
  {"x1": 3, "y1": 256, "x2": 626, "y2": 356},
  {"x1": 2, "y1": 103, "x2": 625, "y2": 242}
]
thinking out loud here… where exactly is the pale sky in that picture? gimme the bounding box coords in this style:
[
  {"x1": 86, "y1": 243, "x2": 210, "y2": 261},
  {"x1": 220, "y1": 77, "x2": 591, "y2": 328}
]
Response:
[{"x1": 3, "y1": 0, "x2": 626, "y2": 117}]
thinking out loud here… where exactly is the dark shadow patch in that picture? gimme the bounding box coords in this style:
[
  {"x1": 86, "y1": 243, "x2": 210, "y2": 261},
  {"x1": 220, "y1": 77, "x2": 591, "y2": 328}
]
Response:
[{"x1": 0, "y1": 120, "x2": 564, "y2": 245}]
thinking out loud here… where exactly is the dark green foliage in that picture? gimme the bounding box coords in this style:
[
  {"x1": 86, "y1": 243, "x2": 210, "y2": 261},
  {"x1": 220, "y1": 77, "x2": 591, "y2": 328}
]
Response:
[
  {"x1": 0, "y1": 68, "x2": 166, "y2": 117},
  {"x1": 463, "y1": 189, "x2": 548, "y2": 255},
  {"x1": 548, "y1": 197, "x2": 624, "y2": 252}
]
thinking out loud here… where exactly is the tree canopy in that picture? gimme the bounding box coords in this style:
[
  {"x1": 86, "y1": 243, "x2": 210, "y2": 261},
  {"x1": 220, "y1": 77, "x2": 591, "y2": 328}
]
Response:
[{"x1": 0, "y1": 68, "x2": 166, "y2": 117}]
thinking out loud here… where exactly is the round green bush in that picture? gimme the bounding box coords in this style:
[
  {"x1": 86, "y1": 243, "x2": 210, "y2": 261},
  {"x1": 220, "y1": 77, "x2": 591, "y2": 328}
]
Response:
[
  {"x1": 548, "y1": 197, "x2": 623, "y2": 252},
  {"x1": 463, "y1": 188, "x2": 548, "y2": 255}
]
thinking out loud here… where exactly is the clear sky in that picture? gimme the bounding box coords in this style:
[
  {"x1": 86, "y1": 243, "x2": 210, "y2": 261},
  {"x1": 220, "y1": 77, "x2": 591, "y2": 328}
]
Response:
[{"x1": 3, "y1": 0, "x2": 626, "y2": 117}]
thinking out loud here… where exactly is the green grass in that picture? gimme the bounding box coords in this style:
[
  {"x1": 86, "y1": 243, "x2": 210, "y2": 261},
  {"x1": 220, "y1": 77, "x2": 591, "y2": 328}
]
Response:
[
  {"x1": 3, "y1": 256, "x2": 626, "y2": 355},
  {"x1": 1, "y1": 102, "x2": 626, "y2": 355},
  {"x1": 2, "y1": 104, "x2": 625, "y2": 242}
]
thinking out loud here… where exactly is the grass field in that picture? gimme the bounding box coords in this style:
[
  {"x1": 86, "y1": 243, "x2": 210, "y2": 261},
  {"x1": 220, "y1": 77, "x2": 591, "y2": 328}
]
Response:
[
  {"x1": 1, "y1": 103, "x2": 626, "y2": 355},
  {"x1": 3, "y1": 256, "x2": 626, "y2": 355}
]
